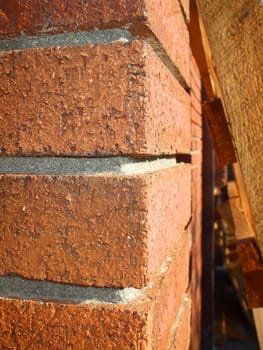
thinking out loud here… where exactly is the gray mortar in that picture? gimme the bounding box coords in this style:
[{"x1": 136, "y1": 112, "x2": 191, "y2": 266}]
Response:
[
  {"x1": 0, "y1": 157, "x2": 177, "y2": 175},
  {"x1": 0, "y1": 276, "x2": 143, "y2": 304},
  {"x1": 0, "y1": 28, "x2": 190, "y2": 92},
  {"x1": 0, "y1": 29, "x2": 134, "y2": 51}
]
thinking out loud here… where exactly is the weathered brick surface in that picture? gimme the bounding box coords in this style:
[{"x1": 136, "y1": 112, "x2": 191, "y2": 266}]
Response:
[
  {"x1": 191, "y1": 91, "x2": 202, "y2": 115},
  {"x1": 191, "y1": 108, "x2": 202, "y2": 128},
  {"x1": 191, "y1": 137, "x2": 202, "y2": 152},
  {"x1": 0, "y1": 165, "x2": 191, "y2": 288},
  {"x1": 192, "y1": 166, "x2": 202, "y2": 181},
  {"x1": 147, "y1": 166, "x2": 191, "y2": 277},
  {"x1": 0, "y1": 294, "x2": 150, "y2": 350},
  {"x1": 190, "y1": 223, "x2": 202, "y2": 350},
  {"x1": 191, "y1": 122, "x2": 202, "y2": 139},
  {"x1": 168, "y1": 296, "x2": 191, "y2": 350},
  {"x1": 0, "y1": 230, "x2": 190, "y2": 350},
  {"x1": 191, "y1": 152, "x2": 202, "y2": 166},
  {"x1": 0, "y1": 40, "x2": 190, "y2": 156},
  {"x1": 0, "y1": 0, "x2": 190, "y2": 83},
  {"x1": 142, "y1": 0, "x2": 190, "y2": 83},
  {"x1": 0, "y1": 0, "x2": 144, "y2": 37},
  {"x1": 151, "y1": 231, "x2": 191, "y2": 349}
]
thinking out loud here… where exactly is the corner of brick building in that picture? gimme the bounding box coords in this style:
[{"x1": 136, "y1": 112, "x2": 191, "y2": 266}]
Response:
[{"x1": 0, "y1": 1, "x2": 203, "y2": 349}]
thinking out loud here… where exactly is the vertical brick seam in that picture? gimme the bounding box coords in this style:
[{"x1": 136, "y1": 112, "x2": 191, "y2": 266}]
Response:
[{"x1": 190, "y1": 54, "x2": 203, "y2": 350}]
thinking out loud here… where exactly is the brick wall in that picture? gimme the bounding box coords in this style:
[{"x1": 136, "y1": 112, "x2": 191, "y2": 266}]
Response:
[
  {"x1": 190, "y1": 55, "x2": 203, "y2": 350},
  {"x1": 0, "y1": 1, "x2": 202, "y2": 349}
]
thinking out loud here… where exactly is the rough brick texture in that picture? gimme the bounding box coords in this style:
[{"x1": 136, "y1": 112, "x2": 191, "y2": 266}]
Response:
[
  {"x1": 0, "y1": 1, "x2": 196, "y2": 348},
  {"x1": 0, "y1": 230, "x2": 190, "y2": 350},
  {"x1": 0, "y1": 0, "x2": 189, "y2": 83},
  {"x1": 0, "y1": 165, "x2": 191, "y2": 288},
  {"x1": 168, "y1": 296, "x2": 191, "y2": 350},
  {"x1": 0, "y1": 40, "x2": 190, "y2": 156},
  {"x1": 151, "y1": 231, "x2": 191, "y2": 349}
]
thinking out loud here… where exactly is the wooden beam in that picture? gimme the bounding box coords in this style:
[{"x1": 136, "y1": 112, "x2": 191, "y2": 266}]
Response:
[
  {"x1": 253, "y1": 308, "x2": 263, "y2": 350},
  {"x1": 201, "y1": 116, "x2": 215, "y2": 350},
  {"x1": 227, "y1": 181, "x2": 263, "y2": 308},
  {"x1": 188, "y1": 0, "x2": 214, "y2": 99},
  {"x1": 227, "y1": 181, "x2": 254, "y2": 241},
  {"x1": 196, "y1": 0, "x2": 263, "y2": 256},
  {"x1": 203, "y1": 99, "x2": 236, "y2": 168},
  {"x1": 233, "y1": 163, "x2": 256, "y2": 236},
  {"x1": 236, "y1": 239, "x2": 263, "y2": 308}
]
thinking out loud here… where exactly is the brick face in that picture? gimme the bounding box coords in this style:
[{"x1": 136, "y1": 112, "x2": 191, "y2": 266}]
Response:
[
  {"x1": 0, "y1": 230, "x2": 190, "y2": 350},
  {"x1": 0, "y1": 40, "x2": 190, "y2": 156},
  {"x1": 0, "y1": 298, "x2": 150, "y2": 350},
  {"x1": 0, "y1": 0, "x2": 145, "y2": 37},
  {"x1": 147, "y1": 166, "x2": 191, "y2": 277},
  {"x1": 191, "y1": 108, "x2": 202, "y2": 128},
  {"x1": 142, "y1": 0, "x2": 190, "y2": 83},
  {"x1": 0, "y1": 165, "x2": 190, "y2": 288},
  {"x1": 0, "y1": 0, "x2": 190, "y2": 83},
  {"x1": 151, "y1": 232, "x2": 191, "y2": 349},
  {"x1": 168, "y1": 296, "x2": 191, "y2": 350}
]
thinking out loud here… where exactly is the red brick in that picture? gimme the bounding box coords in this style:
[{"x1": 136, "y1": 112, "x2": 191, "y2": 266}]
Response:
[
  {"x1": 190, "y1": 224, "x2": 202, "y2": 350},
  {"x1": 0, "y1": 0, "x2": 144, "y2": 37},
  {"x1": 190, "y1": 148, "x2": 202, "y2": 350},
  {"x1": 191, "y1": 212, "x2": 202, "y2": 240},
  {"x1": 191, "y1": 137, "x2": 203, "y2": 152},
  {"x1": 0, "y1": 0, "x2": 190, "y2": 83},
  {"x1": 191, "y1": 203, "x2": 202, "y2": 223},
  {"x1": 192, "y1": 166, "x2": 202, "y2": 180},
  {"x1": 147, "y1": 166, "x2": 191, "y2": 276},
  {"x1": 191, "y1": 122, "x2": 202, "y2": 139},
  {"x1": 191, "y1": 87, "x2": 201, "y2": 109},
  {"x1": 191, "y1": 180, "x2": 202, "y2": 218},
  {"x1": 191, "y1": 219, "x2": 202, "y2": 243},
  {"x1": 0, "y1": 297, "x2": 150, "y2": 350},
  {"x1": 142, "y1": 0, "x2": 190, "y2": 83},
  {"x1": 191, "y1": 181, "x2": 202, "y2": 203},
  {"x1": 0, "y1": 164, "x2": 191, "y2": 288},
  {"x1": 167, "y1": 296, "x2": 191, "y2": 350},
  {"x1": 192, "y1": 198, "x2": 202, "y2": 215},
  {"x1": 191, "y1": 91, "x2": 202, "y2": 115},
  {"x1": 190, "y1": 75, "x2": 201, "y2": 96},
  {"x1": 0, "y1": 40, "x2": 190, "y2": 156},
  {"x1": 191, "y1": 185, "x2": 202, "y2": 207},
  {"x1": 0, "y1": 230, "x2": 191, "y2": 350},
  {"x1": 191, "y1": 108, "x2": 202, "y2": 127},
  {"x1": 191, "y1": 151, "x2": 202, "y2": 165},
  {"x1": 151, "y1": 231, "x2": 191, "y2": 349}
]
